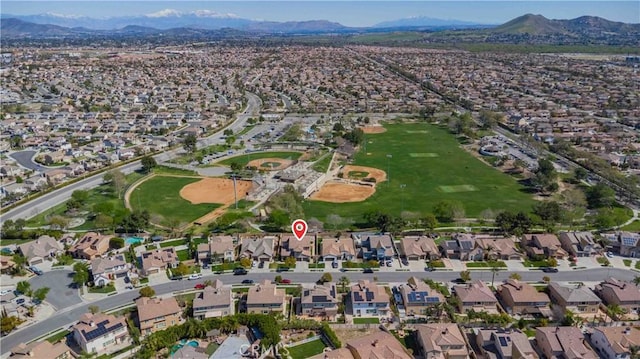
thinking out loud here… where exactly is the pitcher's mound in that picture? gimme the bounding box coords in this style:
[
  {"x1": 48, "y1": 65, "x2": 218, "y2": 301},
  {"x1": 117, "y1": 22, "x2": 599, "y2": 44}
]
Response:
[
  {"x1": 310, "y1": 182, "x2": 375, "y2": 203},
  {"x1": 180, "y1": 178, "x2": 253, "y2": 204},
  {"x1": 342, "y1": 165, "x2": 387, "y2": 183},
  {"x1": 247, "y1": 158, "x2": 293, "y2": 171}
]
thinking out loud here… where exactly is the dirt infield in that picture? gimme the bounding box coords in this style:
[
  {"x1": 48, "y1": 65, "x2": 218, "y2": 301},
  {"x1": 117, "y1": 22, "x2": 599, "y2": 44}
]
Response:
[
  {"x1": 342, "y1": 165, "x2": 387, "y2": 182},
  {"x1": 361, "y1": 126, "x2": 387, "y2": 134},
  {"x1": 310, "y1": 181, "x2": 376, "y2": 203},
  {"x1": 179, "y1": 178, "x2": 254, "y2": 204},
  {"x1": 247, "y1": 158, "x2": 293, "y2": 171}
]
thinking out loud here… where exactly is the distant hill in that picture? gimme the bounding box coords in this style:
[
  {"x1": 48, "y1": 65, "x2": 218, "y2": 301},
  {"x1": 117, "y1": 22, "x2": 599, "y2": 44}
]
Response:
[
  {"x1": 0, "y1": 18, "x2": 75, "y2": 37},
  {"x1": 374, "y1": 16, "x2": 485, "y2": 28},
  {"x1": 492, "y1": 13, "x2": 640, "y2": 35}
]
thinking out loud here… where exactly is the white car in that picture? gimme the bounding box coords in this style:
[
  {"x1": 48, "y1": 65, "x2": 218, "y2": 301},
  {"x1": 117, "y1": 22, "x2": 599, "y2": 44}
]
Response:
[
  {"x1": 0, "y1": 289, "x2": 13, "y2": 295},
  {"x1": 187, "y1": 273, "x2": 203, "y2": 280}
]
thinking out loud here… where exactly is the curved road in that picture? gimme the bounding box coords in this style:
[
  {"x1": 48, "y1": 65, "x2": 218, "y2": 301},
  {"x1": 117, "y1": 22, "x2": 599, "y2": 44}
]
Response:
[
  {"x1": 0, "y1": 267, "x2": 635, "y2": 354},
  {"x1": 0, "y1": 92, "x2": 261, "y2": 224},
  {"x1": 8, "y1": 150, "x2": 41, "y2": 171}
]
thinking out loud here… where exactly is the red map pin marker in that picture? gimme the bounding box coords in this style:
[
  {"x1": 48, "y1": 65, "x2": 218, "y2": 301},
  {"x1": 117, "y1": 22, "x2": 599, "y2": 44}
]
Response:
[{"x1": 292, "y1": 219, "x2": 308, "y2": 241}]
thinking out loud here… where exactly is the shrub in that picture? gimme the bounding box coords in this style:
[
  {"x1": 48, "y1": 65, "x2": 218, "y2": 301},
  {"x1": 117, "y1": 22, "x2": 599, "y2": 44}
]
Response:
[{"x1": 321, "y1": 322, "x2": 341, "y2": 348}]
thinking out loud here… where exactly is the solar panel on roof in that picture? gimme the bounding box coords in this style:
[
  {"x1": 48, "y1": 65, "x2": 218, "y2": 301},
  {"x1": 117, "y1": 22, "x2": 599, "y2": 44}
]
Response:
[
  {"x1": 498, "y1": 336, "x2": 508, "y2": 347},
  {"x1": 365, "y1": 291, "x2": 374, "y2": 301},
  {"x1": 354, "y1": 292, "x2": 363, "y2": 302}
]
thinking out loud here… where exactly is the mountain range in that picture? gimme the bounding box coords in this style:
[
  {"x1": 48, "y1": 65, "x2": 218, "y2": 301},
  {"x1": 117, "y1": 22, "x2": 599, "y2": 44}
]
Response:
[{"x1": 1, "y1": 12, "x2": 638, "y2": 39}]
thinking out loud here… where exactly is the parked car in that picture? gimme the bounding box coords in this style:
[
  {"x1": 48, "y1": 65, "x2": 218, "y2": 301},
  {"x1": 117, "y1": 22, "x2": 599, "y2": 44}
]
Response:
[
  {"x1": 15, "y1": 298, "x2": 25, "y2": 305},
  {"x1": 276, "y1": 267, "x2": 290, "y2": 272},
  {"x1": 234, "y1": 268, "x2": 248, "y2": 275},
  {"x1": 332, "y1": 261, "x2": 339, "y2": 268},
  {"x1": 29, "y1": 266, "x2": 43, "y2": 275},
  {"x1": 606, "y1": 252, "x2": 614, "y2": 258},
  {"x1": 194, "y1": 283, "x2": 206, "y2": 290},
  {"x1": 281, "y1": 279, "x2": 292, "y2": 284},
  {"x1": 424, "y1": 267, "x2": 435, "y2": 272},
  {"x1": 188, "y1": 273, "x2": 203, "y2": 280},
  {"x1": 451, "y1": 278, "x2": 466, "y2": 284},
  {"x1": 363, "y1": 268, "x2": 374, "y2": 274},
  {"x1": 401, "y1": 258, "x2": 409, "y2": 266},
  {"x1": 542, "y1": 267, "x2": 558, "y2": 273},
  {"x1": 242, "y1": 279, "x2": 254, "y2": 285}
]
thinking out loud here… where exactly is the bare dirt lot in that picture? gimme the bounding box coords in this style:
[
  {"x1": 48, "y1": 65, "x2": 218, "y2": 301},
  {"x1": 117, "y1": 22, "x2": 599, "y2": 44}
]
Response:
[
  {"x1": 342, "y1": 165, "x2": 387, "y2": 182},
  {"x1": 361, "y1": 126, "x2": 387, "y2": 134},
  {"x1": 247, "y1": 158, "x2": 294, "y2": 171},
  {"x1": 309, "y1": 181, "x2": 375, "y2": 203},
  {"x1": 180, "y1": 178, "x2": 254, "y2": 204}
]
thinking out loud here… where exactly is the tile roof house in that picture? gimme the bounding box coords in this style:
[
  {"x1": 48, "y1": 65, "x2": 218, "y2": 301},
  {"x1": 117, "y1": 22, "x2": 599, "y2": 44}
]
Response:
[
  {"x1": 521, "y1": 234, "x2": 567, "y2": 259},
  {"x1": 10, "y1": 341, "x2": 73, "y2": 359},
  {"x1": 536, "y1": 326, "x2": 598, "y2": 359},
  {"x1": 17, "y1": 235, "x2": 64, "y2": 265},
  {"x1": 245, "y1": 279, "x2": 286, "y2": 315},
  {"x1": 193, "y1": 279, "x2": 233, "y2": 320},
  {"x1": 197, "y1": 235, "x2": 235, "y2": 264},
  {"x1": 398, "y1": 277, "x2": 445, "y2": 316},
  {"x1": 590, "y1": 326, "x2": 640, "y2": 359},
  {"x1": 321, "y1": 237, "x2": 356, "y2": 262},
  {"x1": 140, "y1": 248, "x2": 178, "y2": 276},
  {"x1": 559, "y1": 231, "x2": 602, "y2": 257},
  {"x1": 280, "y1": 234, "x2": 314, "y2": 261},
  {"x1": 299, "y1": 282, "x2": 339, "y2": 320},
  {"x1": 355, "y1": 234, "x2": 395, "y2": 261},
  {"x1": 441, "y1": 233, "x2": 480, "y2": 261},
  {"x1": 0, "y1": 255, "x2": 15, "y2": 274},
  {"x1": 497, "y1": 279, "x2": 551, "y2": 317},
  {"x1": 91, "y1": 255, "x2": 129, "y2": 286},
  {"x1": 72, "y1": 312, "x2": 131, "y2": 355},
  {"x1": 70, "y1": 232, "x2": 111, "y2": 260},
  {"x1": 400, "y1": 236, "x2": 440, "y2": 260},
  {"x1": 350, "y1": 280, "x2": 390, "y2": 317},
  {"x1": 618, "y1": 232, "x2": 640, "y2": 257},
  {"x1": 594, "y1": 277, "x2": 640, "y2": 314},
  {"x1": 240, "y1": 237, "x2": 275, "y2": 262},
  {"x1": 415, "y1": 323, "x2": 469, "y2": 359},
  {"x1": 474, "y1": 236, "x2": 522, "y2": 261},
  {"x1": 135, "y1": 296, "x2": 182, "y2": 336},
  {"x1": 325, "y1": 331, "x2": 412, "y2": 359},
  {"x1": 453, "y1": 280, "x2": 498, "y2": 314},
  {"x1": 474, "y1": 329, "x2": 537, "y2": 359},
  {"x1": 548, "y1": 282, "x2": 601, "y2": 315}
]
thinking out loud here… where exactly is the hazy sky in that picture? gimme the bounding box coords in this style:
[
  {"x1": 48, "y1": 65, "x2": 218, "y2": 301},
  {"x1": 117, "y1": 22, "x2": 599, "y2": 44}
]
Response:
[{"x1": 3, "y1": 1, "x2": 639, "y2": 26}]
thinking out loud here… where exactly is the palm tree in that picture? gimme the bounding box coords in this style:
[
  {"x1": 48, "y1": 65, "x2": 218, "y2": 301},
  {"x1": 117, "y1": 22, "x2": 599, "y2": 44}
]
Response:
[
  {"x1": 606, "y1": 304, "x2": 626, "y2": 322},
  {"x1": 339, "y1": 276, "x2": 350, "y2": 293},
  {"x1": 633, "y1": 275, "x2": 640, "y2": 287},
  {"x1": 490, "y1": 262, "x2": 501, "y2": 288}
]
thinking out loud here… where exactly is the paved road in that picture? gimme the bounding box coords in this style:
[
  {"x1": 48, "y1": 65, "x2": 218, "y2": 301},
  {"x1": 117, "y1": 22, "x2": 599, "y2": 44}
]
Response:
[
  {"x1": 0, "y1": 267, "x2": 634, "y2": 354},
  {"x1": 8, "y1": 150, "x2": 41, "y2": 171},
  {"x1": 27, "y1": 270, "x2": 81, "y2": 310}
]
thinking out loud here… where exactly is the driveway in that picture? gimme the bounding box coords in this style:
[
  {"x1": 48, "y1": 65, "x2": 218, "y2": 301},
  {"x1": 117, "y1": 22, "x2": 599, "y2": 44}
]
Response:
[{"x1": 28, "y1": 269, "x2": 81, "y2": 310}]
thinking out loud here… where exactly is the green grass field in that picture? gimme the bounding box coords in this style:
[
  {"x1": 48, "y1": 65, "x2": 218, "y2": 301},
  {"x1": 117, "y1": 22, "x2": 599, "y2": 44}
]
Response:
[
  {"x1": 130, "y1": 176, "x2": 220, "y2": 224},
  {"x1": 218, "y1": 151, "x2": 303, "y2": 167},
  {"x1": 303, "y1": 123, "x2": 537, "y2": 222},
  {"x1": 287, "y1": 339, "x2": 326, "y2": 359}
]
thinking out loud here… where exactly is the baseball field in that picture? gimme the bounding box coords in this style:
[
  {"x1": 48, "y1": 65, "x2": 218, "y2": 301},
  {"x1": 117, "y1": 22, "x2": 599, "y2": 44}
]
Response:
[{"x1": 303, "y1": 122, "x2": 537, "y2": 221}]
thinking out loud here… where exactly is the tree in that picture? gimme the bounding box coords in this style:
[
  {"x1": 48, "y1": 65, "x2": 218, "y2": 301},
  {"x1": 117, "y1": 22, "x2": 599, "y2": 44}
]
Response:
[
  {"x1": 509, "y1": 273, "x2": 522, "y2": 281},
  {"x1": 547, "y1": 258, "x2": 558, "y2": 267},
  {"x1": 542, "y1": 276, "x2": 551, "y2": 283},
  {"x1": 11, "y1": 254, "x2": 27, "y2": 276},
  {"x1": 433, "y1": 200, "x2": 464, "y2": 223},
  {"x1": 634, "y1": 275, "x2": 640, "y2": 287},
  {"x1": 338, "y1": 276, "x2": 350, "y2": 293},
  {"x1": 1, "y1": 315, "x2": 24, "y2": 334},
  {"x1": 495, "y1": 211, "x2": 532, "y2": 235},
  {"x1": 229, "y1": 161, "x2": 243, "y2": 172},
  {"x1": 103, "y1": 170, "x2": 126, "y2": 198},
  {"x1": 460, "y1": 270, "x2": 471, "y2": 282},
  {"x1": 573, "y1": 167, "x2": 588, "y2": 181},
  {"x1": 140, "y1": 156, "x2": 157, "y2": 173},
  {"x1": 72, "y1": 262, "x2": 90, "y2": 287},
  {"x1": 533, "y1": 201, "x2": 562, "y2": 228},
  {"x1": 48, "y1": 215, "x2": 70, "y2": 230},
  {"x1": 32, "y1": 287, "x2": 50, "y2": 303},
  {"x1": 139, "y1": 286, "x2": 155, "y2": 298},
  {"x1": 16, "y1": 281, "x2": 31, "y2": 296},
  {"x1": 183, "y1": 134, "x2": 197, "y2": 153},
  {"x1": 319, "y1": 273, "x2": 332, "y2": 284},
  {"x1": 274, "y1": 275, "x2": 283, "y2": 284},
  {"x1": 422, "y1": 213, "x2": 438, "y2": 232},
  {"x1": 586, "y1": 183, "x2": 616, "y2": 209},
  {"x1": 532, "y1": 158, "x2": 558, "y2": 193},
  {"x1": 89, "y1": 305, "x2": 100, "y2": 314},
  {"x1": 239, "y1": 257, "x2": 252, "y2": 268},
  {"x1": 284, "y1": 256, "x2": 297, "y2": 268},
  {"x1": 173, "y1": 263, "x2": 190, "y2": 278}
]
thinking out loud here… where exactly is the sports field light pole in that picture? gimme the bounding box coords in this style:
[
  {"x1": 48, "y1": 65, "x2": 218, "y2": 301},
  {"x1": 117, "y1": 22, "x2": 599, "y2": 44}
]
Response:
[
  {"x1": 400, "y1": 184, "x2": 406, "y2": 213},
  {"x1": 386, "y1": 154, "x2": 392, "y2": 184}
]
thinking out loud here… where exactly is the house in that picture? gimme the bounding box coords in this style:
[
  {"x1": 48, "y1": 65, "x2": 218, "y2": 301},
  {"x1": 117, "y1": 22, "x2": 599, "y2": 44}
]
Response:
[
  {"x1": 441, "y1": 233, "x2": 480, "y2": 261},
  {"x1": 349, "y1": 280, "x2": 390, "y2": 317},
  {"x1": 325, "y1": 331, "x2": 412, "y2": 359},
  {"x1": 415, "y1": 323, "x2": 469, "y2": 359},
  {"x1": 10, "y1": 341, "x2": 73, "y2": 359},
  {"x1": 547, "y1": 282, "x2": 601, "y2": 315},
  {"x1": 72, "y1": 312, "x2": 131, "y2": 355},
  {"x1": 70, "y1": 232, "x2": 111, "y2": 260},
  {"x1": 140, "y1": 248, "x2": 178, "y2": 276},
  {"x1": 400, "y1": 236, "x2": 440, "y2": 260},
  {"x1": 299, "y1": 282, "x2": 339, "y2": 320},
  {"x1": 535, "y1": 327, "x2": 598, "y2": 359},
  {"x1": 91, "y1": 255, "x2": 129, "y2": 286},
  {"x1": 398, "y1": 277, "x2": 445, "y2": 316},
  {"x1": 453, "y1": 280, "x2": 498, "y2": 314},
  {"x1": 355, "y1": 234, "x2": 395, "y2": 261},
  {"x1": 239, "y1": 237, "x2": 275, "y2": 262},
  {"x1": 590, "y1": 326, "x2": 640, "y2": 359},
  {"x1": 245, "y1": 279, "x2": 286, "y2": 315},
  {"x1": 321, "y1": 237, "x2": 356, "y2": 262},
  {"x1": 280, "y1": 234, "x2": 314, "y2": 261},
  {"x1": 559, "y1": 232, "x2": 602, "y2": 257},
  {"x1": 0, "y1": 255, "x2": 15, "y2": 274},
  {"x1": 497, "y1": 279, "x2": 551, "y2": 317},
  {"x1": 17, "y1": 235, "x2": 64, "y2": 265},
  {"x1": 594, "y1": 278, "x2": 640, "y2": 314},
  {"x1": 172, "y1": 345, "x2": 209, "y2": 359},
  {"x1": 521, "y1": 234, "x2": 567, "y2": 259},
  {"x1": 135, "y1": 296, "x2": 182, "y2": 336},
  {"x1": 193, "y1": 279, "x2": 233, "y2": 320},
  {"x1": 197, "y1": 235, "x2": 235, "y2": 264},
  {"x1": 618, "y1": 232, "x2": 640, "y2": 257},
  {"x1": 474, "y1": 329, "x2": 537, "y2": 359},
  {"x1": 474, "y1": 236, "x2": 522, "y2": 261}
]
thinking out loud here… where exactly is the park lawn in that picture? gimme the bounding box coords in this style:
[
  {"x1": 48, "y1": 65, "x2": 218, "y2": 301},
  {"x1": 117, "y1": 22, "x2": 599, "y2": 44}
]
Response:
[
  {"x1": 312, "y1": 153, "x2": 333, "y2": 173},
  {"x1": 303, "y1": 123, "x2": 537, "y2": 222},
  {"x1": 621, "y1": 220, "x2": 640, "y2": 232},
  {"x1": 131, "y1": 176, "x2": 221, "y2": 224},
  {"x1": 287, "y1": 339, "x2": 326, "y2": 359},
  {"x1": 218, "y1": 151, "x2": 303, "y2": 167},
  {"x1": 353, "y1": 317, "x2": 380, "y2": 324}
]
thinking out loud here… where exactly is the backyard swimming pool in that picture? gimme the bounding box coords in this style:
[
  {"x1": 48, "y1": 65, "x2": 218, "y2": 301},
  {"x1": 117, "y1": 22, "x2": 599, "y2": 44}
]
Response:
[
  {"x1": 171, "y1": 339, "x2": 199, "y2": 355},
  {"x1": 125, "y1": 237, "x2": 144, "y2": 246}
]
